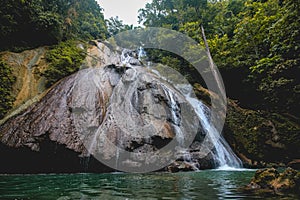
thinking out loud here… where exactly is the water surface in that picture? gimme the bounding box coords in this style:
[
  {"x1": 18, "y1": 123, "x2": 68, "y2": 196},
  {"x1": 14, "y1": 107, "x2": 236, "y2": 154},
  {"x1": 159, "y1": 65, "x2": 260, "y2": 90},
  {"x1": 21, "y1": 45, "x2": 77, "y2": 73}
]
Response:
[{"x1": 0, "y1": 170, "x2": 296, "y2": 199}]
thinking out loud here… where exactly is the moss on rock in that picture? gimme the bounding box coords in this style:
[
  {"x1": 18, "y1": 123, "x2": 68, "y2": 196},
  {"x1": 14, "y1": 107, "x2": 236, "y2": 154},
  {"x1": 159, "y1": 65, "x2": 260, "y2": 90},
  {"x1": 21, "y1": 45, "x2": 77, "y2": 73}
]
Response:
[
  {"x1": 225, "y1": 100, "x2": 300, "y2": 166},
  {"x1": 0, "y1": 59, "x2": 16, "y2": 119},
  {"x1": 43, "y1": 40, "x2": 85, "y2": 87},
  {"x1": 244, "y1": 167, "x2": 300, "y2": 196}
]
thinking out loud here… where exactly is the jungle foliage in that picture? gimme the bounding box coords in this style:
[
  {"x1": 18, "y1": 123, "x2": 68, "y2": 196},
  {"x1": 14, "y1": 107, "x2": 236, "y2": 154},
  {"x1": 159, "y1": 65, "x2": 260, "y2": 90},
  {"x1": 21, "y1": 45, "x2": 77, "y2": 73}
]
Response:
[
  {"x1": 43, "y1": 40, "x2": 85, "y2": 87},
  {"x1": 0, "y1": 0, "x2": 108, "y2": 51}
]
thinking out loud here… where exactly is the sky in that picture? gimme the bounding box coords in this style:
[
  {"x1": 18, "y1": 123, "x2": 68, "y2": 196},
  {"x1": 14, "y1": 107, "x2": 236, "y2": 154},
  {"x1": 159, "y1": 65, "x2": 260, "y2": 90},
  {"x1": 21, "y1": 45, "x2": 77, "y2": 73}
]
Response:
[{"x1": 97, "y1": 0, "x2": 152, "y2": 26}]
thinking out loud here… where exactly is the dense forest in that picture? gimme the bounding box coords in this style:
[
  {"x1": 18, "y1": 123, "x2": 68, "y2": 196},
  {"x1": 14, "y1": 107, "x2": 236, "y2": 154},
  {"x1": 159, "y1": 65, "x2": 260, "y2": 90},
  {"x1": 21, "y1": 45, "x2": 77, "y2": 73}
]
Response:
[
  {"x1": 0, "y1": 0, "x2": 107, "y2": 51},
  {"x1": 0, "y1": 0, "x2": 299, "y2": 121}
]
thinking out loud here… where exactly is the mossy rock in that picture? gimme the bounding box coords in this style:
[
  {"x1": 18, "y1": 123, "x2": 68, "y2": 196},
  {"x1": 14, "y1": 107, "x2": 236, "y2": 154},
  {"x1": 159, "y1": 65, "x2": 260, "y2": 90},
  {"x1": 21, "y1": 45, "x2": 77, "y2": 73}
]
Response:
[{"x1": 244, "y1": 167, "x2": 300, "y2": 196}]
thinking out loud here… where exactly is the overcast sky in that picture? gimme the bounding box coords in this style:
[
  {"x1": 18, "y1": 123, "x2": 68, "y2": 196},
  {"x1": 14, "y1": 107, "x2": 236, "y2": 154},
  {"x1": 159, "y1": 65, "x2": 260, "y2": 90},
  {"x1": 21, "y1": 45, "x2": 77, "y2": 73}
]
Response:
[{"x1": 97, "y1": 0, "x2": 152, "y2": 26}]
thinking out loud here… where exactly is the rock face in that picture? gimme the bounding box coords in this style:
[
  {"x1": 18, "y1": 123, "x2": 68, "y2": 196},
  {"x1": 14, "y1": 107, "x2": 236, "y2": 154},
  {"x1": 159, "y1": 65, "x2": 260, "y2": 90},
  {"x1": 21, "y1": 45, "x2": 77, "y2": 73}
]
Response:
[
  {"x1": 243, "y1": 167, "x2": 300, "y2": 196},
  {"x1": 1, "y1": 42, "x2": 225, "y2": 173}
]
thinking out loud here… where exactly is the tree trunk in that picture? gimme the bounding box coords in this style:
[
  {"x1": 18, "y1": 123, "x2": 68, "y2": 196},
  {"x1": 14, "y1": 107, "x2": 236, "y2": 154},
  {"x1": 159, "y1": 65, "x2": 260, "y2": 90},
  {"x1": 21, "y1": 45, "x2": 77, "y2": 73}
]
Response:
[{"x1": 200, "y1": 24, "x2": 226, "y2": 99}]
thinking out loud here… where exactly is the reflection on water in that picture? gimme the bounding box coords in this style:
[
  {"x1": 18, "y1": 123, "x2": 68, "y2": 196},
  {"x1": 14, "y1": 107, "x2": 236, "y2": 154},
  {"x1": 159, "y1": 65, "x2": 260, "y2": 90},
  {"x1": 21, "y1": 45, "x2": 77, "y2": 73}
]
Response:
[{"x1": 0, "y1": 170, "x2": 297, "y2": 199}]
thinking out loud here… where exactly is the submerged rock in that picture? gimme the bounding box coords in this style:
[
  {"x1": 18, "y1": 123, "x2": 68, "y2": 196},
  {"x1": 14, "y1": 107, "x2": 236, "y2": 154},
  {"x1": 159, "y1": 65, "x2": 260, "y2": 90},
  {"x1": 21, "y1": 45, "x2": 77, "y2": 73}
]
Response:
[{"x1": 166, "y1": 161, "x2": 196, "y2": 172}]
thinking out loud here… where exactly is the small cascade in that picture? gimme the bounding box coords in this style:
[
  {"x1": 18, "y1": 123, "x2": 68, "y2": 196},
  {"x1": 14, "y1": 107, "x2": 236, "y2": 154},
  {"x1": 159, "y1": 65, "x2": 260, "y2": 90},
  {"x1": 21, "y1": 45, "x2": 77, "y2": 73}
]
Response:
[
  {"x1": 138, "y1": 46, "x2": 147, "y2": 61},
  {"x1": 137, "y1": 47, "x2": 152, "y2": 68},
  {"x1": 115, "y1": 142, "x2": 120, "y2": 170},
  {"x1": 121, "y1": 49, "x2": 142, "y2": 66},
  {"x1": 161, "y1": 86, "x2": 183, "y2": 143},
  {"x1": 182, "y1": 86, "x2": 242, "y2": 168},
  {"x1": 121, "y1": 49, "x2": 132, "y2": 65}
]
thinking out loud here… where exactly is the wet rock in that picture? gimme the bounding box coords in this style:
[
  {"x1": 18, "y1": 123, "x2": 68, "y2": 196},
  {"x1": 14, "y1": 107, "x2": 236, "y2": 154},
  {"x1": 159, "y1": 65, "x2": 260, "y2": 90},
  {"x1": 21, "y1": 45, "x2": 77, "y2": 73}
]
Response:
[
  {"x1": 194, "y1": 84, "x2": 300, "y2": 169},
  {"x1": 0, "y1": 47, "x2": 48, "y2": 110},
  {"x1": 166, "y1": 161, "x2": 195, "y2": 172}
]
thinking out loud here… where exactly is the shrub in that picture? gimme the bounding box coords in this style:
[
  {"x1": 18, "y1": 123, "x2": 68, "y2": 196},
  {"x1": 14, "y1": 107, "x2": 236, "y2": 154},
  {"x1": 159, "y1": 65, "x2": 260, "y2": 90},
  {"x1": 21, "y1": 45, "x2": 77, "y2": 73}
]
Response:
[{"x1": 44, "y1": 41, "x2": 85, "y2": 87}]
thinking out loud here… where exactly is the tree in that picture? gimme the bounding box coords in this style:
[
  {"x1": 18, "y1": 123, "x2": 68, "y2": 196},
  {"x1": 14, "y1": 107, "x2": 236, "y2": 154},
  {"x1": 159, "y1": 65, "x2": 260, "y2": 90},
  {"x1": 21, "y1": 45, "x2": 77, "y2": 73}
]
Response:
[
  {"x1": 106, "y1": 17, "x2": 133, "y2": 36},
  {"x1": 247, "y1": 0, "x2": 300, "y2": 115}
]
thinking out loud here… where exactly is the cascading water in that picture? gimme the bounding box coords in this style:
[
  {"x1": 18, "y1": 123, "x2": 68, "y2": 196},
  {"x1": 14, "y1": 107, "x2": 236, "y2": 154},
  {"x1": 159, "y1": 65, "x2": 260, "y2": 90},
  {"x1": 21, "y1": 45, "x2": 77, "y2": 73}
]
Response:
[
  {"x1": 180, "y1": 85, "x2": 242, "y2": 169},
  {"x1": 121, "y1": 49, "x2": 132, "y2": 65},
  {"x1": 138, "y1": 46, "x2": 151, "y2": 68}
]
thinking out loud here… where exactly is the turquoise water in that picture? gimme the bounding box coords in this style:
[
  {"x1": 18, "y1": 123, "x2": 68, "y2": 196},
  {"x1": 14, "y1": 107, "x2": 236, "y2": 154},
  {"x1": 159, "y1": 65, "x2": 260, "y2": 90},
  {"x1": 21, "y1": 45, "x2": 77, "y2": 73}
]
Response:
[{"x1": 0, "y1": 170, "x2": 296, "y2": 199}]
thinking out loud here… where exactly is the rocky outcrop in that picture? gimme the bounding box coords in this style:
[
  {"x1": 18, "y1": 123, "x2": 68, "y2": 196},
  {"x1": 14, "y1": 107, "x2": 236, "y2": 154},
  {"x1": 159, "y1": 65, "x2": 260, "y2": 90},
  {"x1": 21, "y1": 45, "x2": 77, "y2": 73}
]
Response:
[
  {"x1": 243, "y1": 168, "x2": 300, "y2": 196},
  {"x1": 225, "y1": 101, "x2": 300, "y2": 168}
]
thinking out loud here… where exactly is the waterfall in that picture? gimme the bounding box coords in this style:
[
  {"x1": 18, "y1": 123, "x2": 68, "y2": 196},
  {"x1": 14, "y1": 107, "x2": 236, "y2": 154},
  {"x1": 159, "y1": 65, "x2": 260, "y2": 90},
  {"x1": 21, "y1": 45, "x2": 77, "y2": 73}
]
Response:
[
  {"x1": 82, "y1": 47, "x2": 242, "y2": 170},
  {"x1": 138, "y1": 46, "x2": 152, "y2": 68},
  {"x1": 149, "y1": 66, "x2": 242, "y2": 169},
  {"x1": 182, "y1": 86, "x2": 242, "y2": 168},
  {"x1": 0, "y1": 41, "x2": 244, "y2": 173},
  {"x1": 121, "y1": 47, "x2": 149, "y2": 67}
]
